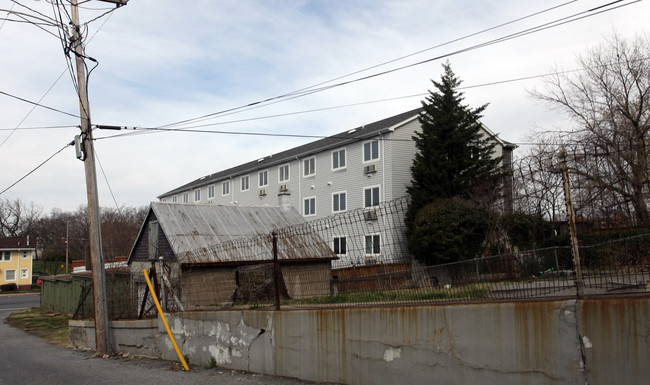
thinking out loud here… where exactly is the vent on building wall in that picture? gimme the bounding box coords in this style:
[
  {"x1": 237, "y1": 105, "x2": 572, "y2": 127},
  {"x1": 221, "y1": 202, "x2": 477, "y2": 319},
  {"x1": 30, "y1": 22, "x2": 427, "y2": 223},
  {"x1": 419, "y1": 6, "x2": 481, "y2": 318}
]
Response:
[
  {"x1": 279, "y1": 184, "x2": 289, "y2": 192},
  {"x1": 364, "y1": 164, "x2": 378, "y2": 174}
]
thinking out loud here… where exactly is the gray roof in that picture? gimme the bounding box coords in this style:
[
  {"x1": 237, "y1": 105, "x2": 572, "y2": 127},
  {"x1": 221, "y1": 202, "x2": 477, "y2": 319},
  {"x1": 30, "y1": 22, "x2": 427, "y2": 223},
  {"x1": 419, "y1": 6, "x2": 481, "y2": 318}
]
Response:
[
  {"x1": 143, "y1": 202, "x2": 335, "y2": 265},
  {"x1": 159, "y1": 107, "x2": 425, "y2": 198}
]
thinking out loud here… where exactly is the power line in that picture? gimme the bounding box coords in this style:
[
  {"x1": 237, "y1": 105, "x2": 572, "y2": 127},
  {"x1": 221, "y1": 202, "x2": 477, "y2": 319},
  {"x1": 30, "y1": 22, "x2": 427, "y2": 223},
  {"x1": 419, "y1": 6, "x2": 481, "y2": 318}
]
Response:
[
  {"x1": 0, "y1": 89, "x2": 79, "y2": 118},
  {"x1": 156, "y1": 0, "x2": 639, "y2": 131},
  {"x1": 0, "y1": 141, "x2": 73, "y2": 196},
  {"x1": 94, "y1": 52, "x2": 649, "y2": 142},
  {"x1": 94, "y1": 149, "x2": 121, "y2": 211},
  {"x1": 0, "y1": 2, "x2": 15, "y2": 30},
  {"x1": 0, "y1": 125, "x2": 79, "y2": 131}
]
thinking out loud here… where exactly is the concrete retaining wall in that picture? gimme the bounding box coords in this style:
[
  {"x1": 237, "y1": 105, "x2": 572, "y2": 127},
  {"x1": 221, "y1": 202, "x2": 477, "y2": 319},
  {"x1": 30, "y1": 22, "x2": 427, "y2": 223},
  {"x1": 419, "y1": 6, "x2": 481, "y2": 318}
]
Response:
[{"x1": 69, "y1": 297, "x2": 650, "y2": 385}]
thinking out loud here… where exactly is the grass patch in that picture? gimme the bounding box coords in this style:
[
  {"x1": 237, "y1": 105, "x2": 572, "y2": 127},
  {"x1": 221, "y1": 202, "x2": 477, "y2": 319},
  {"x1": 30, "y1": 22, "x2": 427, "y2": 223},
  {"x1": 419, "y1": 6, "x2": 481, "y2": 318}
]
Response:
[
  {"x1": 286, "y1": 285, "x2": 488, "y2": 306},
  {"x1": 6, "y1": 307, "x2": 70, "y2": 346}
]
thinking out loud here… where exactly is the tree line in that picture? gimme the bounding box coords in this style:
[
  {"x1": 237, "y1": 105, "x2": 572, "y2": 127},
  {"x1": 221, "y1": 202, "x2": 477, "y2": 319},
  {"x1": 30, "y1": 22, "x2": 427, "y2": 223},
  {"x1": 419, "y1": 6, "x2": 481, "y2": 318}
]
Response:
[{"x1": 0, "y1": 197, "x2": 147, "y2": 274}]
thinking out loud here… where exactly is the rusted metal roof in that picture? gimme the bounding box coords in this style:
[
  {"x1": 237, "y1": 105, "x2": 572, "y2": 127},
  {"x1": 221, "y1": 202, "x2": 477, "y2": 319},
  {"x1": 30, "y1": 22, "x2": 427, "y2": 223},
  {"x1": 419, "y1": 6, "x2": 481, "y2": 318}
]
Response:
[{"x1": 150, "y1": 202, "x2": 335, "y2": 265}]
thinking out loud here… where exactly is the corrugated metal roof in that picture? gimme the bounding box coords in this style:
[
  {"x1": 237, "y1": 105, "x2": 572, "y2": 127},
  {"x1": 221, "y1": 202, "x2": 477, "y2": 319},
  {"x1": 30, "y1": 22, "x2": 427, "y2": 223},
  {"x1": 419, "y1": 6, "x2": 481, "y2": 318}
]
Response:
[{"x1": 150, "y1": 202, "x2": 335, "y2": 264}]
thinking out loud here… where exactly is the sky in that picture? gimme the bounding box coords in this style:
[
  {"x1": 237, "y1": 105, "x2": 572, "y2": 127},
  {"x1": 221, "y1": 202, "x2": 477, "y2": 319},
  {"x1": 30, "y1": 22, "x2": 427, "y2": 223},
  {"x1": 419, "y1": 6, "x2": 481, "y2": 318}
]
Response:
[{"x1": 0, "y1": 0, "x2": 648, "y2": 214}]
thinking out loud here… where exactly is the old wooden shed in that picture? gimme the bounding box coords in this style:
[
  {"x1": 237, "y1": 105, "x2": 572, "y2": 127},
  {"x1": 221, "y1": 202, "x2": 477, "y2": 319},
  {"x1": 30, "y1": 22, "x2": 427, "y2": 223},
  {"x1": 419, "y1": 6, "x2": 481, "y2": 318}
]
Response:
[{"x1": 128, "y1": 202, "x2": 336, "y2": 310}]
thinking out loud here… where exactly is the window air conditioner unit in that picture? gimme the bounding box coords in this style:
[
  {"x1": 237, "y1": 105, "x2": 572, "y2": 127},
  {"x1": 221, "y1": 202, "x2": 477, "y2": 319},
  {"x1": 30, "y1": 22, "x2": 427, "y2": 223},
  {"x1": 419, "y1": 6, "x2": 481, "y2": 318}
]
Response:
[
  {"x1": 279, "y1": 184, "x2": 289, "y2": 192},
  {"x1": 259, "y1": 189, "x2": 267, "y2": 196},
  {"x1": 364, "y1": 164, "x2": 378, "y2": 174},
  {"x1": 365, "y1": 256, "x2": 377, "y2": 265},
  {"x1": 364, "y1": 209, "x2": 379, "y2": 221}
]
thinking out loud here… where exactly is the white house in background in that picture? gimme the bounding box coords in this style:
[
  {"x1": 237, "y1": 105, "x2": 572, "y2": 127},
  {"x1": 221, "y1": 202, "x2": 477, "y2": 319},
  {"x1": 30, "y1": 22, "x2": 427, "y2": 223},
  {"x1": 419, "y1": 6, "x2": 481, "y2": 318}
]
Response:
[{"x1": 158, "y1": 107, "x2": 516, "y2": 267}]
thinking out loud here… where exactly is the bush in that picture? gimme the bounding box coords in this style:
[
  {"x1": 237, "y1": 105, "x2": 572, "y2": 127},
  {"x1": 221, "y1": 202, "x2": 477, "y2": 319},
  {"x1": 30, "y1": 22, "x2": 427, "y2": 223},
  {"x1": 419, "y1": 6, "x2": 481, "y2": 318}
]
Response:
[
  {"x1": 0, "y1": 283, "x2": 18, "y2": 292},
  {"x1": 407, "y1": 198, "x2": 489, "y2": 265}
]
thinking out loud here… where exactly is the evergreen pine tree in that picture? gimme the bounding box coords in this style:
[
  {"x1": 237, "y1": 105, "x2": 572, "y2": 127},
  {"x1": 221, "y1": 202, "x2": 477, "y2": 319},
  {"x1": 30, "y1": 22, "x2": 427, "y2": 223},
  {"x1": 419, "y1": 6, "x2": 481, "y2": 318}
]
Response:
[{"x1": 406, "y1": 63, "x2": 503, "y2": 264}]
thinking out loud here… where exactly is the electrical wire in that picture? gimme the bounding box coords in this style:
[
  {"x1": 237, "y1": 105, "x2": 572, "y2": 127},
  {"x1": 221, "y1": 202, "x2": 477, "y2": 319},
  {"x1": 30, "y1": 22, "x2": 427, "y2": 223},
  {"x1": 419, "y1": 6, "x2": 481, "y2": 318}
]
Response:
[
  {"x1": 156, "y1": 0, "x2": 640, "y2": 131},
  {"x1": 94, "y1": 149, "x2": 121, "y2": 211},
  {"x1": 0, "y1": 89, "x2": 80, "y2": 119},
  {"x1": 0, "y1": 141, "x2": 73, "y2": 196},
  {"x1": 0, "y1": 2, "x2": 15, "y2": 30}
]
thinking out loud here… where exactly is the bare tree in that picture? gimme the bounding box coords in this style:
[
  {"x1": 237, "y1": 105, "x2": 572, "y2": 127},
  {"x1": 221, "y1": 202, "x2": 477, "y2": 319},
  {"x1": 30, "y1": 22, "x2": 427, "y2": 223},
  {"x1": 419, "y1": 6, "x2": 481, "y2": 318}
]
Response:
[
  {"x1": 0, "y1": 198, "x2": 42, "y2": 237},
  {"x1": 512, "y1": 137, "x2": 564, "y2": 222},
  {"x1": 531, "y1": 32, "x2": 650, "y2": 227}
]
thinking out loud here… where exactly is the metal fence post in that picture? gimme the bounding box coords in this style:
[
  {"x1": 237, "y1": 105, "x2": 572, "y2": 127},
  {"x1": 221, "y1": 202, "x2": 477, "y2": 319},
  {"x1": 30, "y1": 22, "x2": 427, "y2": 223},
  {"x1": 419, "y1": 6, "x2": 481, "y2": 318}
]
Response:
[
  {"x1": 560, "y1": 150, "x2": 584, "y2": 298},
  {"x1": 272, "y1": 231, "x2": 281, "y2": 310}
]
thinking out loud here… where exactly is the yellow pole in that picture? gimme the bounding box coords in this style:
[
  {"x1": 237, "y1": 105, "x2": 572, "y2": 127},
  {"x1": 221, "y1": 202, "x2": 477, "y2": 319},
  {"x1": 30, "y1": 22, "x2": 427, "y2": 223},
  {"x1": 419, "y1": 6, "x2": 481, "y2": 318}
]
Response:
[{"x1": 142, "y1": 269, "x2": 189, "y2": 371}]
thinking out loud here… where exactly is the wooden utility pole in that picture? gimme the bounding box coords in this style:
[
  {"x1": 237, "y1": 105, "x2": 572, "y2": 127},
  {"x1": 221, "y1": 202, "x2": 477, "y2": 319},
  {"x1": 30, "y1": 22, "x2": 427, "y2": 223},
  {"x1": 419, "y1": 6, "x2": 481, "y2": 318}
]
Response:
[
  {"x1": 70, "y1": 0, "x2": 111, "y2": 355},
  {"x1": 559, "y1": 150, "x2": 584, "y2": 298}
]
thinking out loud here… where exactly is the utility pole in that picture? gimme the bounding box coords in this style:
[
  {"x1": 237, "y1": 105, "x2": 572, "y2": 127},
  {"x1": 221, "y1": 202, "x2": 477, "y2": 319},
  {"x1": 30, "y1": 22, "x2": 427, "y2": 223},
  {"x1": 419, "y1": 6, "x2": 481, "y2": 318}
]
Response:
[
  {"x1": 65, "y1": 222, "x2": 69, "y2": 273},
  {"x1": 559, "y1": 150, "x2": 584, "y2": 298},
  {"x1": 70, "y1": 0, "x2": 111, "y2": 355}
]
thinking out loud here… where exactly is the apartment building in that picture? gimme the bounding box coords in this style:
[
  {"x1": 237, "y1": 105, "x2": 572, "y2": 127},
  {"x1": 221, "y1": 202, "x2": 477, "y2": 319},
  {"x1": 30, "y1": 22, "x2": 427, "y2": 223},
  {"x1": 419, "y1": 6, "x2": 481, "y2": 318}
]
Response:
[{"x1": 158, "y1": 107, "x2": 515, "y2": 266}]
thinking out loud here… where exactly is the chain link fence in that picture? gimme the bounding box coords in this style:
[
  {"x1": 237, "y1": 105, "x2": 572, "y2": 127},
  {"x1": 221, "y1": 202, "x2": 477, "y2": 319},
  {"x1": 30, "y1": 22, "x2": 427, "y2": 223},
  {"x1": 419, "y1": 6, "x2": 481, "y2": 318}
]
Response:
[{"x1": 112, "y1": 198, "x2": 649, "y2": 318}]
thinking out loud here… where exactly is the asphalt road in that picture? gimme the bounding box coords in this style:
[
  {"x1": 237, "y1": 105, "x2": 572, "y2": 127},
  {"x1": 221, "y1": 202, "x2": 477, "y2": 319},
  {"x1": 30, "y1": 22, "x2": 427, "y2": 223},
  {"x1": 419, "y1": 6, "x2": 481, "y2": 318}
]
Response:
[{"x1": 0, "y1": 294, "x2": 315, "y2": 385}]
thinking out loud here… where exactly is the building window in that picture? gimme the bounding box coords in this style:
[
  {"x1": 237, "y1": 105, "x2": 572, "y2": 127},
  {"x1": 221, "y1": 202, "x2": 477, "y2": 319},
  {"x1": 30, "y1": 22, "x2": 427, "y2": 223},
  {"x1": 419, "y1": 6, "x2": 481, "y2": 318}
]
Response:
[
  {"x1": 259, "y1": 170, "x2": 269, "y2": 187},
  {"x1": 303, "y1": 157, "x2": 316, "y2": 177},
  {"x1": 5, "y1": 269, "x2": 16, "y2": 281},
  {"x1": 303, "y1": 197, "x2": 316, "y2": 216},
  {"x1": 333, "y1": 236, "x2": 347, "y2": 256},
  {"x1": 172, "y1": 196, "x2": 177, "y2": 203},
  {"x1": 363, "y1": 139, "x2": 380, "y2": 162},
  {"x1": 241, "y1": 175, "x2": 250, "y2": 192},
  {"x1": 20, "y1": 269, "x2": 29, "y2": 279},
  {"x1": 222, "y1": 181, "x2": 230, "y2": 196},
  {"x1": 279, "y1": 164, "x2": 290, "y2": 183},
  {"x1": 183, "y1": 193, "x2": 189, "y2": 203},
  {"x1": 364, "y1": 186, "x2": 380, "y2": 207},
  {"x1": 194, "y1": 189, "x2": 201, "y2": 202},
  {"x1": 208, "y1": 185, "x2": 215, "y2": 199},
  {"x1": 365, "y1": 234, "x2": 380, "y2": 255},
  {"x1": 332, "y1": 148, "x2": 346, "y2": 170},
  {"x1": 1, "y1": 251, "x2": 10, "y2": 261},
  {"x1": 332, "y1": 191, "x2": 347, "y2": 213}
]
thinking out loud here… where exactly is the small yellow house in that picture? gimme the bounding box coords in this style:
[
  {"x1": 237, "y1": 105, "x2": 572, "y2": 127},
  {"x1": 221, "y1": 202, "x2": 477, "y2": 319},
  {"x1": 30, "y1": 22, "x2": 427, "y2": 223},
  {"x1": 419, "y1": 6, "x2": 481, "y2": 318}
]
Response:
[{"x1": 0, "y1": 236, "x2": 35, "y2": 290}]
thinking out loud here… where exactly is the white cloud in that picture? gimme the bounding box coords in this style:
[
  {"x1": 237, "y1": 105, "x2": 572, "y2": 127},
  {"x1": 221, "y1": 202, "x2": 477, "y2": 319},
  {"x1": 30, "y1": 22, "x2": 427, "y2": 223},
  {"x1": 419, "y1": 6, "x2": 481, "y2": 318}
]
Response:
[{"x1": 0, "y1": 0, "x2": 648, "y2": 212}]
